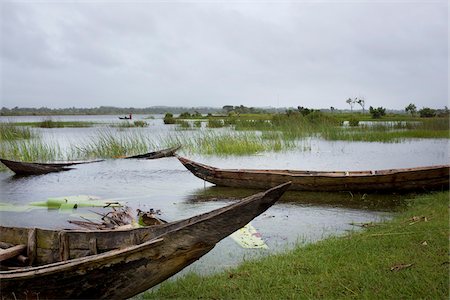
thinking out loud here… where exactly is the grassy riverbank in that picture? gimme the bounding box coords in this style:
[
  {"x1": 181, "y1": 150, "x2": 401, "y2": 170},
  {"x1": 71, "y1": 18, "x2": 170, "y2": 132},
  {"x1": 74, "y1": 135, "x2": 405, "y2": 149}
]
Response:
[{"x1": 142, "y1": 191, "x2": 449, "y2": 299}]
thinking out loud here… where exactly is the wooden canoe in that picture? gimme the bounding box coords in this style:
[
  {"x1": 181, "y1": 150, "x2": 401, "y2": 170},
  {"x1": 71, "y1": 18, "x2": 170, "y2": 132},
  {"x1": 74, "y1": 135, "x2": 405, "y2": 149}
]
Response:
[
  {"x1": 177, "y1": 156, "x2": 450, "y2": 192},
  {"x1": 0, "y1": 182, "x2": 291, "y2": 299},
  {"x1": 125, "y1": 145, "x2": 181, "y2": 159},
  {"x1": 0, "y1": 158, "x2": 104, "y2": 176}
]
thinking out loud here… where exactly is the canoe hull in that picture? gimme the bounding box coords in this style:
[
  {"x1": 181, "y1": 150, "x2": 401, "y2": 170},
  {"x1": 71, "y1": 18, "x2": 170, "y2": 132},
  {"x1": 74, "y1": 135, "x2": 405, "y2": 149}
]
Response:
[
  {"x1": 0, "y1": 159, "x2": 104, "y2": 176},
  {"x1": 0, "y1": 182, "x2": 290, "y2": 299},
  {"x1": 0, "y1": 159, "x2": 71, "y2": 175},
  {"x1": 177, "y1": 157, "x2": 449, "y2": 192},
  {"x1": 125, "y1": 146, "x2": 181, "y2": 159}
]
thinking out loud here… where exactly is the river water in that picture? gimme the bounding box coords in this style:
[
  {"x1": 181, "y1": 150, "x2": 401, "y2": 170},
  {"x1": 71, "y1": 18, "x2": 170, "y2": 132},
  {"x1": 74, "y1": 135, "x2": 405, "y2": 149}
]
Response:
[{"x1": 0, "y1": 114, "x2": 448, "y2": 277}]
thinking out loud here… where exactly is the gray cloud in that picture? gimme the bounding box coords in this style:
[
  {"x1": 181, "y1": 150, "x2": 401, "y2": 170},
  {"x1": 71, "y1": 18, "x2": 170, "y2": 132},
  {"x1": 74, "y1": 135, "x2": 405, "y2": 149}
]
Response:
[{"x1": 1, "y1": 1, "x2": 447, "y2": 109}]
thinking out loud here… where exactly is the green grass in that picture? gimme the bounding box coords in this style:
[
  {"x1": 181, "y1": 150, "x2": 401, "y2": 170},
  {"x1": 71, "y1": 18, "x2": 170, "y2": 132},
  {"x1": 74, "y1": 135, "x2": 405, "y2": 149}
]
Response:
[
  {"x1": 158, "y1": 131, "x2": 293, "y2": 156},
  {"x1": 0, "y1": 139, "x2": 69, "y2": 171},
  {"x1": 14, "y1": 120, "x2": 97, "y2": 128},
  {"x1": 177, "y1": 113, "x2": 273, "y2": 121},
  {"x1": 323, "y1": 118, "x2": 449, "y2": 142},
  {"x1": 74, "y1": 130, "x2": 152, "y2": 158},
  {"x1": 142, "y1": 191, "x2": 449, "y2": 299},
  {"x1": 0, "y1": 123, "x2": 35, "y2": 140},
  {"x1": 112, "y1": 120, "x2": 149, "y2": 128},
  {"x1": 207, "y1": 119, "x2": 224, "y2": 128},
  {"x1": 176, "y1": 120, "x2": 191, "y2": 129}
]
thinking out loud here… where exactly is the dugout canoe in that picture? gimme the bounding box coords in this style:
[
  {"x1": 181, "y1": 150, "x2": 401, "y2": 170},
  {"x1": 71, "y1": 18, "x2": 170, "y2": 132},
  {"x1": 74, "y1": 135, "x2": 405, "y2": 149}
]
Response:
[
  {"x1": 177, "y1": 156, "x2": 449, "y2": 192},
  {"x1": 124, "y1": 145, "x2": 181, "y2": 159},
  {"x1": 0, "y1": 158, "x2": 104, "y2": 176},
  {"x1": 0, "y1": 182, "x2": 291, "y2": 299}
]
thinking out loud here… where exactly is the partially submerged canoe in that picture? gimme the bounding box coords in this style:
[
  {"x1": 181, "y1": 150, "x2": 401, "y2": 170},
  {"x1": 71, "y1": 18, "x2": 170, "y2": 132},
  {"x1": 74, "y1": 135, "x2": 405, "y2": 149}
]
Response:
[
  {"x1": 0, "y1": 158, "x2": 104, "y2": 176},
  {"x1": 125, "y1": 145, "x2": 181, "y2": 159},
  {"x1": 177, "y1": 156, "x2": 449, "y2": 192},
  {"x1": 0, "y1": 182, "x2": 291, "y2": 299}
]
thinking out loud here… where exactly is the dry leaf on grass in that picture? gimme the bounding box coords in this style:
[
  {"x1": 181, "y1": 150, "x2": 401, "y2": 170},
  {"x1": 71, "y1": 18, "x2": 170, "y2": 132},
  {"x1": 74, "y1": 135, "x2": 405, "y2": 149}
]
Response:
[{"x1": 390, "y1": 263, "x2": 414, "y2": 272}]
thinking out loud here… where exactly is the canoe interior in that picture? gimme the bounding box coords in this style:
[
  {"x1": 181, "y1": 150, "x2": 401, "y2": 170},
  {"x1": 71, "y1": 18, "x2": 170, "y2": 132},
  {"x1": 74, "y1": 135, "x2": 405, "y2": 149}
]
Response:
[
  {"x1": 0, "y1": 182, "x2": 290, "y2": 299},
  {"x1": 0, "y1": 181, "x2": 289, "y2": 266}
]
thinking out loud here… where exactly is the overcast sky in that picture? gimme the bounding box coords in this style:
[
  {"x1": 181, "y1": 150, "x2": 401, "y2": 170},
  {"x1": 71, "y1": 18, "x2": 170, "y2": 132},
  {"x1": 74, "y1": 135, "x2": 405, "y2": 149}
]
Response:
[{"x1": 0, "y1": 0, "x2": 448, "y2": 109}]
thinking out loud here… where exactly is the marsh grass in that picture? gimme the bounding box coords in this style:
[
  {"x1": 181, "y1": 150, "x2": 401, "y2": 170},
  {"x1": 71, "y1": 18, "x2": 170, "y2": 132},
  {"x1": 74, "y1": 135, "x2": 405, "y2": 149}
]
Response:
[
  {"x1": 207, "y1": 119, "x2": 224, "y2": 128},
  {"x1": 0, "y1": 138, "x2": 70, "y2": 171},
  {"x1": 176, "y1": 120, "x2": 191, "y2": 129},
  {"x1": 74, "y1": 130, "x2": 152, "y2": 158},
  {"x1": 0, "y1": 123, "x2": 35, "y2": 140},
  {"x1": 323, "y1": 118, "x2": 449, "y2": 142},
  {"x1": 113, "y1": 121, "x2": 149, "y2": 128},
  {"x1": 143, "y1": 191, "x2": 449, "y2": 299},
  {"x1": 15, "y1": 120, "x2": 96, "y2": 128},
  {"x1": 158, "y1": 130, "x2": 293, "y2": 156}
]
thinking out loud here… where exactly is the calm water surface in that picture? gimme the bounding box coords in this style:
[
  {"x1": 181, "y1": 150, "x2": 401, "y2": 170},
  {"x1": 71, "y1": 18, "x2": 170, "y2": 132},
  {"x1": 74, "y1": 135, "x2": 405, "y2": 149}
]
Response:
[{"x1": 0, "y1": 115, "x2": 448, "y2": 277}]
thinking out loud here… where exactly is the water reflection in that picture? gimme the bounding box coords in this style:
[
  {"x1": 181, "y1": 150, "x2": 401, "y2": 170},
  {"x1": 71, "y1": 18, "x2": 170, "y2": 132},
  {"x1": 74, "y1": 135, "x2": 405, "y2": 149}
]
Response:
[{"x1": 187, "y1": 186, "x2": 410, "y2": 211}]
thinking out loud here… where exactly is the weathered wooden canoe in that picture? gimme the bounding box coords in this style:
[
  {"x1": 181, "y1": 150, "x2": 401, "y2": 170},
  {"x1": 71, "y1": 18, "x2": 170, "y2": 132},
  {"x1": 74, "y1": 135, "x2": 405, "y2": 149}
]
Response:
[
  {"x1": 0, "y1": 158, "x2": 104, "y2": 176},
  {"x1": 0, "y1": 182, "x2": 291, "y2": 299},
  {"x1": 125, "y1": 145, "x2": 181, "y2": 159},
  {"x1": 177, "y1": 156, "x2": 450, "y2": 192}
]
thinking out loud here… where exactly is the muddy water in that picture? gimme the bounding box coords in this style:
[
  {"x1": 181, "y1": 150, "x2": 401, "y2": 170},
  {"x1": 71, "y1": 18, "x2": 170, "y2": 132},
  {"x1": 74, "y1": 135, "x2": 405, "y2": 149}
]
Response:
[{"x1": 0, "y1": 115, "x2": 448, "y2": 276}]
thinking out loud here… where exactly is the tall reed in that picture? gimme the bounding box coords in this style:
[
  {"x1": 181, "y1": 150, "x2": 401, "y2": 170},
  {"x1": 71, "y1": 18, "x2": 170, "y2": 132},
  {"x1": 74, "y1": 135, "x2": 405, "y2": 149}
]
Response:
[
  {"x1": 74, "y1": 130, "x2": 152, "y2": 158},
  {"x1": 0, "y1": 123, "x2": 35, "y2": 140}
]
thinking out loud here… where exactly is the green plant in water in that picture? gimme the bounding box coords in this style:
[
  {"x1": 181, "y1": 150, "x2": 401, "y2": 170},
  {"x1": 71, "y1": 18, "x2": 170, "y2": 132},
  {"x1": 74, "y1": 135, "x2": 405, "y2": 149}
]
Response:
[
  {"x1": 39, "y1": 119, "x2": 64, "y2": 128},
  {"x1": 133, "y1": 120, "x2": 148, "y2": 127},
  {"x1": 176, "y1": 120, "x2": 191, "y2": 129},
  {"x1": 74, "y1": 130, "x2": 151, "y2": 158},
  {"x1": 0, "y1": 139, "x2": 69, "y2": 170},
  {"x1": 348, "y1": 117, "x2": 360, "y2": 127},
  {"x1": 0, "y1": 123, "x2": 35, "y2": 140},
  {"x1": 207, "y1": 119, "x2": 224, "y2": 128},
  {"x1": 163, "y1": 113, "x2": 176, "y2": 124}
]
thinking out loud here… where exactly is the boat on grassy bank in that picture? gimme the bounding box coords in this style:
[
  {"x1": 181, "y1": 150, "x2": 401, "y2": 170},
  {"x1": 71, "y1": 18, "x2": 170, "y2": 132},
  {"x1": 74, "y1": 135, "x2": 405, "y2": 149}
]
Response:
[
  {"x1": 124, "y1": 145, "x2": 181, "y2": 159},
  {"x1": 177, "y1": 156, "x2": 449, "y2": 192},
  {"x1": 0, "y1": 182, "x2": 290, "y2": 299},
  {"x1": 0, "y1": 158, "x2": 104, "y2": 176}
]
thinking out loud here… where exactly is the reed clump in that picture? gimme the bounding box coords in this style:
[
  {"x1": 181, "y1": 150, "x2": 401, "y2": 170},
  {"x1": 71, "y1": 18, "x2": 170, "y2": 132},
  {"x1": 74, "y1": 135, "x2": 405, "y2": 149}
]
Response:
[
  {"x1": 74, "y1": 130, "x2": 151, "y2": 158},
  {"x1": 39, "y1": 119, "x2": 64, "y2": 128},
  {"x1": 156, "y1": 130, "x2": 293, "y2": 156},
  {"x1": 207, "y1": 119, "x2": 224, "y2": 128},
  {"x1": 0, "y1": 123, "x2": 35, "y2": 140},
  {"x1": 176, "y1": 120, "x2": 191, "y2": 129},
  {"x1": 113, "y1": 121, "x2": 149, "y2": 128},
  {"x1": 0, "y1": 139, "x2": 69, "y2": 171},
  {"x1": 323, "y1": 117, "x2": 449, "y2": 142}
]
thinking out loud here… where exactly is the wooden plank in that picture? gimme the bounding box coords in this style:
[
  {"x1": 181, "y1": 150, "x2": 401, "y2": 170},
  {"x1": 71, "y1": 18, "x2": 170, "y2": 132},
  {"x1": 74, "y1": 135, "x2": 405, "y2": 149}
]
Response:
[
  {"x1": 27, "y1": 228, "x2": 37, "y2": 265},
  {"x1": 0, "y1": 241, "x2": 14, "y2": 249},
  {"x1": 89, "y1": 237, "x2": 97, "y2": 255},
  {"x1": 0, "y1": 244, "x2": 26, "y2": 261},
  {"x1": 59, "y1": 231, "x2": 70, "y2": 261}
]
